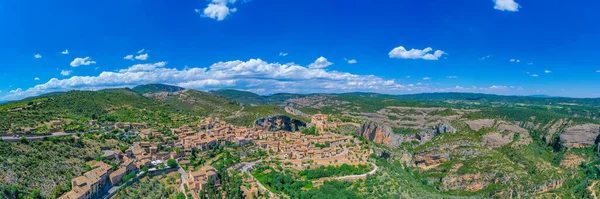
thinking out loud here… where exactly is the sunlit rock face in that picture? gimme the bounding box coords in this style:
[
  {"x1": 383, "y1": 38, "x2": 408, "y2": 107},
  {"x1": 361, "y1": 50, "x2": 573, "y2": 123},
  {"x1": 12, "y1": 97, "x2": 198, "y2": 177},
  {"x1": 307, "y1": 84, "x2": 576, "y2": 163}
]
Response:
[
  {"x1": 355, "y1": 121, "x2": 456, "y2": 148},
  {"x1": 559, "y1": 124, "x2": 600, "y2": 149}
]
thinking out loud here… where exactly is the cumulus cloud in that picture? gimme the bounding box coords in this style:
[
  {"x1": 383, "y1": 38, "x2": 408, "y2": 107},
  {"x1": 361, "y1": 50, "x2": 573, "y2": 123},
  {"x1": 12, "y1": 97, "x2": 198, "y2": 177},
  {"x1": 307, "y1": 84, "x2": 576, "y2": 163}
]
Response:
[
  {"x1": 34, "y1": 77, "x2": 40, "y2": 81},
  {"x1": 60, "y1": 70, "x2": 72, "y2": 76},
  {"x1": 124, "y1": 55, "x2": 134, "y2": 60},
  {"x1": 118, "y1": 62, "x2": 167, "y2": 73},
  {"x1": 279, "y1": 52, "x2": 288, "y2": 57},
  {"x1": 199, "y1": 0, "x2": 239, "y2": 21},
  {"x1": 70, "y1": 57, "x2": 96, "y2": 67},
  {"x1": 494, "y1": 0, "x2": 520, "y2": 12},
  {"x1": 531, "y1": 74, "x2": 539, "y2": 77},
  {"x1": 10, "y1": 88, "x2": 23, "y2": 94},
  {"x1": 34, "y1": 54, "x2": 42, "y2": 59},
  {"x1": 389, "y1": 46, "x2": 445, "y2": 60},
  {"x1": 423, "y1": 77, "x2": 431, "y2": 80},
  {"x1": 544, "y1": 70, "x2": 552, "y2": 73},
  {"x1": 137, "y1": 49, "x2": 145, "y2": 54},
  {"x1": 308, "y1": 56, "x2": 333, "y2": 69},
  {"x1": 480, "y1": 55, "x2": 491, "y2": 60},
  {"x1": 135, "y1": 53, "x2": 149, "y2": 61},
  {"x1": 61, "y1": 49, "x2": 69, "y2": 55},
  {"x1": 510, "y1": 58, "x2": 521, "y2": 63},
  {"x1": 347, "y1": 59, "x2": 357, "y2": 64},
  {"x1": 1, "y1": 58, "x2": 532, "y2": 101},
  {"x1": 2, "y1": 59, "x2": 415, "y2": 100},
  {"x1": 490, "y1": 85, "x2": 508, "y2": 89}
]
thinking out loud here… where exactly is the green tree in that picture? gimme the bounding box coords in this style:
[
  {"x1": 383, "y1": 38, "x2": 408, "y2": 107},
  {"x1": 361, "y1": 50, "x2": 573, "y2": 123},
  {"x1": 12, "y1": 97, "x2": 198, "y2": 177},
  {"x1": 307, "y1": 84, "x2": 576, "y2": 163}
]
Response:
[
  {"x1": 167, "y1": 159, "x2": 178, "y2": 168},
  {"x1": 142, "y1": 165, "x2": 150, "y2": 172}
]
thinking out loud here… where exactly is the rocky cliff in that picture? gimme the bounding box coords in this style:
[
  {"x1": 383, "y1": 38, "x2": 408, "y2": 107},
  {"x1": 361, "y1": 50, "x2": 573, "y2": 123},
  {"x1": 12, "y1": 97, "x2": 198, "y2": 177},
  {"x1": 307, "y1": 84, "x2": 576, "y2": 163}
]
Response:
[
  {"x1": 559, "y1": 124, "x2": 600, "y2": 149},
  {"x1": 356, "y1": 121, "x2": 456, "y2": 148},
  {"x1": 254, "y1": 115, "x2": 306, "y2": 132}
]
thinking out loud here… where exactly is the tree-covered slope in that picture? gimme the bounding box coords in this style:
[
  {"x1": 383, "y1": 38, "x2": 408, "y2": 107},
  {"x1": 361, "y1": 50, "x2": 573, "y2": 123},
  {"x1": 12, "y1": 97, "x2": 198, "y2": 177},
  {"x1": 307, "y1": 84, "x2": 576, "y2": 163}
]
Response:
[
  {"x1": 210, "y1": 89, "x2": 266, "y2": 106},
  {"x1": 132, "y1": 84, "x2": 185, "y2": 94}
]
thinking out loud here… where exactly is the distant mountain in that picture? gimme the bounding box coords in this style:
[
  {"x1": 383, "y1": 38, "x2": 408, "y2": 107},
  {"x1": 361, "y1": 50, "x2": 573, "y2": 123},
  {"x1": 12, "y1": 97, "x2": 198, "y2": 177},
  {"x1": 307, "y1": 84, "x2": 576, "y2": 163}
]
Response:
[
  {"x1": 162, "y1": 89, "x2": 241, "y2": 116},
  {"x1": 132, "y1": 84, "x2": 185, "y2": 94},
  {"x1": 210, "y1": 89, "x2": 266, "y2": 106}
]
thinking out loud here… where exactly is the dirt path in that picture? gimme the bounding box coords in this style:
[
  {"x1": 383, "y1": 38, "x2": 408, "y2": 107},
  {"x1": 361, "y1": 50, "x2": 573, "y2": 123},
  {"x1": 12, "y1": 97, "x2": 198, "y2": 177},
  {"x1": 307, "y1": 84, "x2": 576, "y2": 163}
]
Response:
[
  {"x1": 311, "y1": 163, "x2": 378, "y2": 186},
  {"x1": 589, "y1": 181, "x2": 598, "y2": 199},
  {"x1": 335, "y1": 163, "x2": 378, "y2": 180}
]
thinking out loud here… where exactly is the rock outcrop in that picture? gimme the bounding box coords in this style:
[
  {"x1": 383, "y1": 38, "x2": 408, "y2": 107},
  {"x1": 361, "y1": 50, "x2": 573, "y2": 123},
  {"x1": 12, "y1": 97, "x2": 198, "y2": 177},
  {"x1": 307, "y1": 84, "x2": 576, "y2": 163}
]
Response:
[
  {"x1": 355, "y1": 122, "x2": 399, "y2": 147},
  {"x1": 355, "y1": 121, "x2": 456, "y2": 148},
  {"x1": 559, "y1": 124, "x2": 600, "y2": 149},
  {"x1": 254, "y1": 115, "x2": 306, "y2": 132},
  {"x1": 482, "y1": 133, "x2": 513, "y2": 148},
  {"x1": 465, "y1": 119, "x2": 495, "y2": 131}
]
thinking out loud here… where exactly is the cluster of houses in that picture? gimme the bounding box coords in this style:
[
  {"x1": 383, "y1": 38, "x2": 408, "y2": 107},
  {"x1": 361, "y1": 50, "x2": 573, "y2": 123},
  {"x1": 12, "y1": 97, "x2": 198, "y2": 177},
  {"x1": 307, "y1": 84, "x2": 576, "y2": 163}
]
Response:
[
  {"x1": 59, "y1": 156, "x2": 136, "y2": 199},
  {"x1": 59, "y1": 114, "x2": 355, "y2": 199}
]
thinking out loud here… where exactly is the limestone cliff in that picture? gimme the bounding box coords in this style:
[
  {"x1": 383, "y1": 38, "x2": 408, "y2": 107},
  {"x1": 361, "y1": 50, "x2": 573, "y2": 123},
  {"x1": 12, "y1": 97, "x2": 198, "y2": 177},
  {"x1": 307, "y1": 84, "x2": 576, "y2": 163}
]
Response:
[
  {"x1": 356, "y1": 121, "x2": 456, "y2": 148},
  {"x1": 559, "y1": 124, "x2": 600, "y2": 149},
  {"x1": 254, "y1": 115, "x2": 306, "y2": 132}
]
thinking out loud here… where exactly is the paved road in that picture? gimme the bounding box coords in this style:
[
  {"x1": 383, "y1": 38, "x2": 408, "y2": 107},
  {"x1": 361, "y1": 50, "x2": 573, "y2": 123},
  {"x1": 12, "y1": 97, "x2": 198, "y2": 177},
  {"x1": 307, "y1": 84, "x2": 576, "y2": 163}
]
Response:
[{"x1": 1, "y1": 132, "x2": 73, "y2": 142}]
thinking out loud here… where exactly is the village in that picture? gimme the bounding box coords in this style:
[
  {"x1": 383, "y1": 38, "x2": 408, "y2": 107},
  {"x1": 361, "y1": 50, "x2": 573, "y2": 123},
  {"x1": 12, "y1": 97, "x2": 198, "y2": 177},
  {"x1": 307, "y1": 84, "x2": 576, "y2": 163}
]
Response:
[{"x1": 57, "y1": 114, "x2": 373, "y2": 199}]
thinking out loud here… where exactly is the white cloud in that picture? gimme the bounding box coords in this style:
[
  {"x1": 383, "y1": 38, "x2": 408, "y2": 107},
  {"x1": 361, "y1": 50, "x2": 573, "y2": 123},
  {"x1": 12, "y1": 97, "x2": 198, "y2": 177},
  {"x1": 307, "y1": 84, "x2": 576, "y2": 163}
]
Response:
[
  {"x1": 60, "y1": 70, "x2": 72, "y2": 76},
  {"x1": 347, "y1": 59, "x2": 357, "y2": 64},
  {"x1": 10, "y1": 88, "x2": 22, "y2": 94},
  {"x1": 308, "y1": 56, "x2": 333, "y2": 69},
  {"x1": 388, "y1": 46, "x2": 445, "y2": 60},
  {"x1": 200, "y1": 0, "x2": 239, "y2": 21},
  {"x1": 70, "y1": 57, "x2": 96, "y2": 67},
  {"x1": 480, "y1": 55, "x2": 491, "y2": 60},
  {"x1": 118, "y1": 62, "x2": 167, "y2": 73},
  {"x1": 531, "y1": 74, "x2": 539, "y2": 77},
  {"x1": 527, "y1": 62, "x2": 534, "y2": 65},
  {"x1": 135, "y1": 53, "x2": 149, "y2": 61},
  {"x1": 490, "y1": 85, "x2": 508, "y2": 89},
  {"x1": 447, "y1": 76, "x2": 458, "y2": 79},
  {"x1": 124, "y1": 55, "x2": 134, "y2": 60},
  {"x1": 137, "y1": 49, "x2": 145, "y2": 54},
  {"x1": 3, "y1": 59, "x2": 415, "y2": 100},
  {"x1": 34, "y1": 54, "x2": 42, "y2": 59},
  {"x1": 34, "y1": 77, "x2": 40, "y2": 81},
  {"x1": 494, "y1": 0, "x2": 520, "y2": 12},
  {"x1": 544, "y1": 70, "x2": 551, "y2": 73},
  {"x1": 61, "y1": 49, "x2": 69, "y2": 55},
  {"x1": 510, "y1": 58, "x2": 521, "y2": 63},
  {"x1": 423, "y1": 77, "x2": 431, "y2": 80},
  {"x1": 279, "y1": 52, "x2": 288, "y2": 57},
  {"x1": 1, "y1": 58, "x2": 533, "y2": 101}
]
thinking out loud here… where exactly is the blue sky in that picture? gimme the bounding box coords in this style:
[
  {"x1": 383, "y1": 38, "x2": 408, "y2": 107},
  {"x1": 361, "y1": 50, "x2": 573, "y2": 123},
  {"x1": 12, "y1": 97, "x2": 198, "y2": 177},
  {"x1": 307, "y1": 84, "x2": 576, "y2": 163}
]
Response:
[{"x1": 0, "y1": 0, "x2": 599, "y2": 100}]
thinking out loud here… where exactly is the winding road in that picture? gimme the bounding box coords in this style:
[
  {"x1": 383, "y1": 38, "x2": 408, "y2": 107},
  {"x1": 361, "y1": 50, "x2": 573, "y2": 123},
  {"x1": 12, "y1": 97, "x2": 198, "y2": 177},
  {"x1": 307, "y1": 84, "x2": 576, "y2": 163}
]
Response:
[{"x1": 1, "y1": 132, "x2": 73, "y2": 142}]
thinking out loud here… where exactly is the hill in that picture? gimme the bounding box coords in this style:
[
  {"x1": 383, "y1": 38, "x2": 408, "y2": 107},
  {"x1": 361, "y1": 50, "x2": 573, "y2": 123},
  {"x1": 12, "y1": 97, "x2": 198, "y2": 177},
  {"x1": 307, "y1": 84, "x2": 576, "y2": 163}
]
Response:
[
  {"x1": 132, "y1": 84, "x2": 185, "y2": 94},
  {"x1": 161, "y1": 89, "x2": 242, "y2": 116},
  {"x1": 0, "y1": 88, "x2": 175, "y2": 133},
  {"x1": 210, "y1": 89, "x2": 266, "y2": 106}
]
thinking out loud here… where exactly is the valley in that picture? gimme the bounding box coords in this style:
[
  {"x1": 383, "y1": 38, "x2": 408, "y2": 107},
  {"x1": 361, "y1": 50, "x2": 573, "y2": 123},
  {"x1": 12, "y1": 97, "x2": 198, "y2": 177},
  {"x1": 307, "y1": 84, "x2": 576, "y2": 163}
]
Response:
[{"x1": 1, "y1": 84, "x2": 600, "y2": 199}]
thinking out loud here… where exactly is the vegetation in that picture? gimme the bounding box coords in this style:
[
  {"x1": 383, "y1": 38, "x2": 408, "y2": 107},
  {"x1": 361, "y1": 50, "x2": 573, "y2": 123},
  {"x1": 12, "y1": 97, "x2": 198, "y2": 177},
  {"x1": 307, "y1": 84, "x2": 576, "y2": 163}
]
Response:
[
  {"x1": 0, "y1": 136, "x2": 100, "y2": 198},
  {"x1": 298, "y1": 164, "x2": 371, "y2": 180},
  {"x1": 118, "y1": 174, "x2": 180, "y2": 199},
  {"x1": 5, "y1": 84, "x2": 600, "y2": 198},
  {"x1": 132, "y1": 84, "x2": 185, "y2": 94}
]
